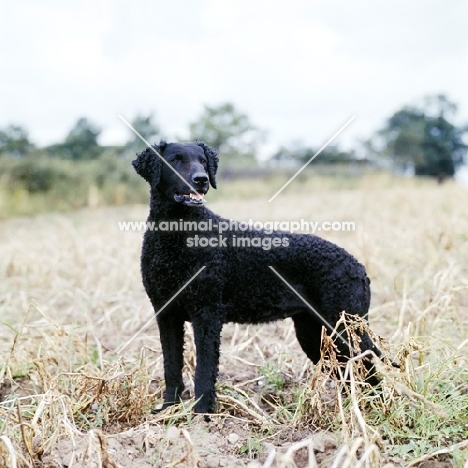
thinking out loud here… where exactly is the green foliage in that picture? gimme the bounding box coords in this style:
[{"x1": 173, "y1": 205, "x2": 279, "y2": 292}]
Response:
[
  {"x1": 239, "y1": 433, "x2": 264, "y2": 459},
  {"x1": 259, "y1": 361, "x2": 285, "y2": 392},
  {"x1": 46, "y1": 117, "x2": 103, "y2": 160},
  {"x1": 376, "y1": 94, "x2": 467, "y2": 177},
  {"x1": 123, "y1": 113, "x2": 160, "y2": 157},
  {"x1": 189, "y1": 102, "x2": 264, "y2": 168},
  {"x1": 1, "y1": 96, "x2": 467, "y2": 218},
  {"x1": 361, "y1": 353, "x2": 468, "y2": 462},
  {"x1": 0, "y1": 154, "x2": 148, "y2": 217},
  {"x1": 0, "y1": 124, "x2": 34, "y2": 157},
  {"x1": 3, "y1": 157, "x2": 75, "y2": 193}
]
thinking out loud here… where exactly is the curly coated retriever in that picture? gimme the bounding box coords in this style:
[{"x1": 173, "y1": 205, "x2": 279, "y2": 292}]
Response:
[{"x1": 132, "y1": 140, "x2": 382, "y2": 415}]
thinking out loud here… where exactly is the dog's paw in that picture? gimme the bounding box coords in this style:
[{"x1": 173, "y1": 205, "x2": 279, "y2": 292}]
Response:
[
  {"x1": 151, "y1": 401, "x2": 176, "y2": 414},
  {"x1": 150, "y1": 403, "x2": 165, "y2": 415}
]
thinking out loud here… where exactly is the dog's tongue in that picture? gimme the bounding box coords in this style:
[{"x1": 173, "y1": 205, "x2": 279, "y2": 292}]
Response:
[{"x1": 190, "y1": 192, "x2": 203, "y2": 200}]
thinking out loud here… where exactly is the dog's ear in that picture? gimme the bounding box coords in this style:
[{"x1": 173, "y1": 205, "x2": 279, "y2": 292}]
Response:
[
  {"x1": 132, "y1": 140, "x2": 167, "y2": 185},
  {"x1": 196, "y1": 141, "x2": 219, "y2": 189}
]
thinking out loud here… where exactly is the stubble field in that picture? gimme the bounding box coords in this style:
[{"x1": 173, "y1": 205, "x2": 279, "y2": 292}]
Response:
[{"x1": 0, "y1": 176, "x2": 467, "y2": 467}]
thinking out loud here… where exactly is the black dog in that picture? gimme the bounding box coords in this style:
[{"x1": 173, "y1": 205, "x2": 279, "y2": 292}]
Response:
[{"x1": 133, "y1": 140, "x2": 381, "y2": 414}]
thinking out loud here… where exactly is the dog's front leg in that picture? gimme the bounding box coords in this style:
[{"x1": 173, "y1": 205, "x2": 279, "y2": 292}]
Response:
[
  {"x1": 191, "y1": 315, "x2": 222, "y2": 414},
  {"x1": 156, "y1": 313, "x2": 185, "y2": 411}
]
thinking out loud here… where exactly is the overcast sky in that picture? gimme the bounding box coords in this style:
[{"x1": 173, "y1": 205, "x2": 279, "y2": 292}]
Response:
[{"x1": 1, "y1": 0, "x2": 467, "y2": 157}]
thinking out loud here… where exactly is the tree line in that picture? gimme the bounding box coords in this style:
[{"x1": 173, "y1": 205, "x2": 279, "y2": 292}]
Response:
[
  {"x1": 0, "y1": 103, "x2": 263, "y2": 170},
  {"x1": 1, "y1": 94, "x2": 467, "y2": 178}
]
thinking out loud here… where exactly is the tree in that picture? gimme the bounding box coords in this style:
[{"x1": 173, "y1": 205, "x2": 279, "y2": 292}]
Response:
[
  {"x1": 189, "y1": 103, "x2": 264, "y2": 166},
  {"x1": 124, "y1": 113, "x2": 160, "y2": 155},
  {"x1": 0, "y1": 124, "x2": 34, "y2": 157},
  {"x1": 47, "y1": 118, "x2": 102, "y2": 160},
  {"x1": 376, "y1": 95, "x2": 467, "y2": 178}
]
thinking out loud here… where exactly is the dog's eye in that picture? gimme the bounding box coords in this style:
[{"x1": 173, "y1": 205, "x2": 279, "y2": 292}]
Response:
[
  {"x1": 172, "y1": 155, "x2": 182, "y2": 162},
  {"x1": 200, "y1": 158, "x2": 207, "y2": 166}
]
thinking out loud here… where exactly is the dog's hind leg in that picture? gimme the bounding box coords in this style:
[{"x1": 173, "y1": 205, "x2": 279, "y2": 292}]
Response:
[
  {"x1": 154, "y1": 313, "x2": 185, "y2": 411},
  {"x1": 357, "y1": 330, "x2": 384, "y2": 386},
  {"x1": 292, "y1": 312, "x2": 324, "y2": 364},
  {"x1": 191, "y1": 315, "x2": 223, "y2": 415},
  {"x1": 292, "y1": 312, "x2": 383, "y2": 386},
  {"x1": 332, "y1": 320, "x2": 383, "y2": 386}
]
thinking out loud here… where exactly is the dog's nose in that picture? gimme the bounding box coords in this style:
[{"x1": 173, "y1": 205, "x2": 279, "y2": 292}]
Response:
[{"x1": 192, "y1": 172, "x2": 209, "y2": 186}]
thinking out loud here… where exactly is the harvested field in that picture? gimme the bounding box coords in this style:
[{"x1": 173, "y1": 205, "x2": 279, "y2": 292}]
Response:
[{"x1": 0, "y1": 180, "x2": 467, "y2": 467}]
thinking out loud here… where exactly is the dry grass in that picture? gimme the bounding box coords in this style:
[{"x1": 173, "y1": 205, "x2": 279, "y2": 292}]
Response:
[{"x1": 0, "y1": 177, "x2": 467, "y2": 467}]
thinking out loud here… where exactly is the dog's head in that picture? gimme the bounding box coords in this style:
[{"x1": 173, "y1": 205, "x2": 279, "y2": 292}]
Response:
[{"x1": 132, "y1": 140, "x2": 218, "y2": 206}]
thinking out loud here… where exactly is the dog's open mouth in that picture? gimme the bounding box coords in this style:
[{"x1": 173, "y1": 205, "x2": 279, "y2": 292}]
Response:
[{"x1": 174, "y1": 192, "x2": 205, "y2": 206}]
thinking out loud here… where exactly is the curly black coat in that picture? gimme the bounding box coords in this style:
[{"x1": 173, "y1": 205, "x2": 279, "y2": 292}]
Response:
[{"x1": 133, "y1": 140, "x2": 380, "y2": 415}]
